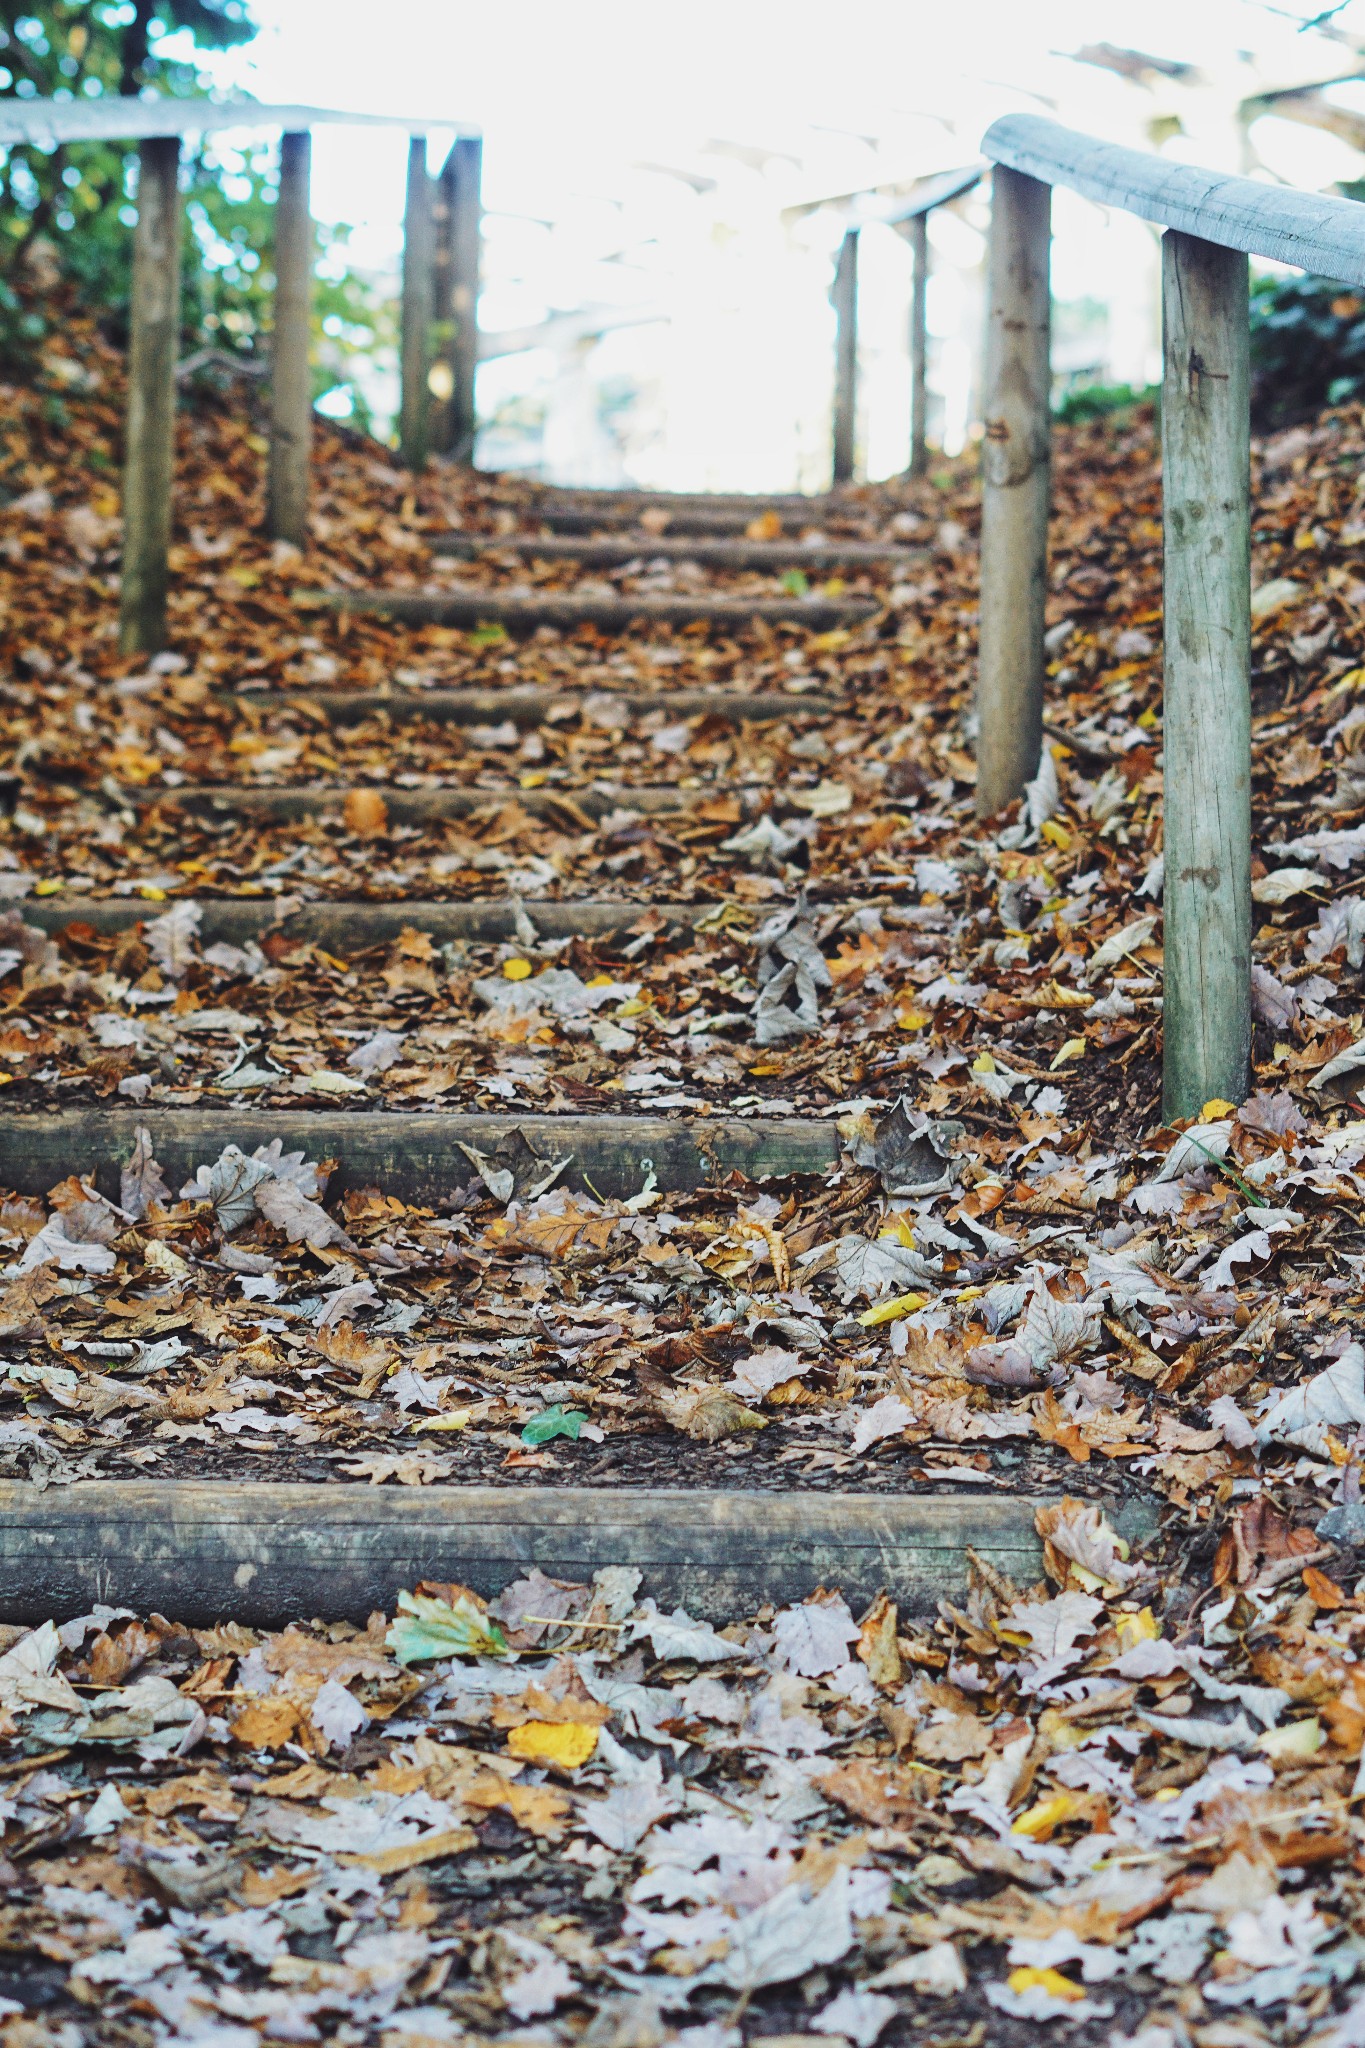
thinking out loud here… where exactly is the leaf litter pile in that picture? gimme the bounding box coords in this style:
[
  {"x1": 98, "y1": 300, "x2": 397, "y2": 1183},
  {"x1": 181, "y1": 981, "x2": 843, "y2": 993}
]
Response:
[{"x1": 10, "y1": 317, "x2": 1365, "y2": 2036}]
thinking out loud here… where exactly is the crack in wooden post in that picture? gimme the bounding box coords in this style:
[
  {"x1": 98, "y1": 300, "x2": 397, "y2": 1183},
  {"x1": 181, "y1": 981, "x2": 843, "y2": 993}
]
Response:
[
  {"x1": 1161, "y1": 230, "x2": 1252, "y2": 1118},
  {"x1": 976, "y1": 166, "x2": 1051, "y2": 819},
  {"x1": 120, "y1": 134, "x2": 181, "y2": 656},
  {"x1": 266, "y1": 130, "x2": 313, "y2": 546}
]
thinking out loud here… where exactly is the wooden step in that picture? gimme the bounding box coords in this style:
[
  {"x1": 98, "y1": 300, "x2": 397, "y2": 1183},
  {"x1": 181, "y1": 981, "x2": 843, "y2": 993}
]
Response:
[
  {"x1": 226, "y1": 685, "x2": 844, "y2": 727},
  {"x1": 0, "y1": 1107, "x2": 840, "y2": 1201},
  {"x1": 435, "y1": 534, "x2": 918, "y2": 571},
  {"x1": 532, "y1": 507, "x2": 787, "y2": 536},
  {"x1": 533, "y1": 488, "x2": 840, "y2": 512},
  {"x1": 118, "y1": 781, "x2": 751, "y2": 823},
  {"x1": 25, "y1": 896, "x2": 731, "y2": 947},
  {"x1": 301, "y1": 589, "x2": 880, "y2": 631},
  {"x1": 0, "y1": 1481, "x2": 1159, "y2": 1625}
]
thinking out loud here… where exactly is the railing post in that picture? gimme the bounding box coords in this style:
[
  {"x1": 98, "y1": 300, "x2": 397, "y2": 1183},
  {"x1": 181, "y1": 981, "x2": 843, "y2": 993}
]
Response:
[
  {"x1": 909, "y1": 212, "x2": 929, "y2": 477},
  {"x1": 1161, "y1": 231, "x2": 1251, "y2": 1118},
  {"x1": 399, "y1": 134, "x2": 432, "y2": 472},
  {"x1": 266, "y1": 129, "x2": 312, "y2": 546},
  {"x1": 448, "y1": 135, "x2": 482, "y2": 462},
  {"x1": 120, "y1": 134, "x2": 182, "y2": 655},
  {"x1": 832, "y1": 228, "x2": 858, "y2": 485},
  {"x1": 976, "y1": 166, "x2": 1051, "y2": 817}
]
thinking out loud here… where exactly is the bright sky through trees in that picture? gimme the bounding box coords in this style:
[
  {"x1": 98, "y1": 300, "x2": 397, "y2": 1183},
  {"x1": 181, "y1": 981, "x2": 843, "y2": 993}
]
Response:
[{"x1": 193, "y1": 0, "x2": 1365, "y2": 485}]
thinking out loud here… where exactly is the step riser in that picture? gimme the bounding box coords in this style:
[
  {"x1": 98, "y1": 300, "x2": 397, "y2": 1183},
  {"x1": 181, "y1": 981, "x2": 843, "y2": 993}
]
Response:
[
  {"x1": 0, "y1": 1483, "x2": 1161, "y2": 1624},
  {"x1": 22, "y1": 898, "x2": 715, "y2": 946},
  {"x1": 0, "y1": 1109, "x2": 839, "y2": 1201},
  {"x1": 307, "y1": 591, "x2": 879, "y2": 630},
  {"x1": 124, "y1": 784, "x2": 725, "y2": 822},
  {"x1": 226, "y1": 688, "x2": 843, "y2": 728},
  {"x1": 434, "y1": 537, "x2": 918, "y2": 570}
]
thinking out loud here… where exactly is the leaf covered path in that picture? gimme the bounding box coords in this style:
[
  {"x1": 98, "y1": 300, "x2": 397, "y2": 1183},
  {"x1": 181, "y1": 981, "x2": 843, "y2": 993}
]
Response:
[{"x1": 5, "y1": 317, "x2": 1365, "y2": 2039}]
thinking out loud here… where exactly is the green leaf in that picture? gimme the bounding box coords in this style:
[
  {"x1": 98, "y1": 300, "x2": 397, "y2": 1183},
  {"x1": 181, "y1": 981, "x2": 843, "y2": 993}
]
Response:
[
  {"x1": 468, "y1": 622, "x2": 510, "y2": 647},
  {"x1": 780, "y1": 568, "x2": 809, "y2": 596},
  {"x1": 521, "y1": 1403, "x2": 586, "y2": 1446},
  {"x1": 386, "y1": 1589, "x2": 509, "y2": 1666}
]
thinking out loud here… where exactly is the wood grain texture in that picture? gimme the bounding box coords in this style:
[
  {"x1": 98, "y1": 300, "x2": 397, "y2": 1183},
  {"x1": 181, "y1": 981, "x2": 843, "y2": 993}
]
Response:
[
  {"x1": 224, "y1": 686, "x2": 844, "y2": 726},
  {"x1": 432, "y1": 535, "x2": 919, "y2": 570},
  {"x1": 0, "y1": 1480, "x2": 1161, "y2": 1623},
  {"x1": 1161, "y1": 231, "x2": 1252, "y2": 1118},
  {"x1": 119, "y1": 136, "x2": 181, "y2": 657},
  {"x1": 265, "y1": 130, "x2": 313, "y2": 547},
  {"x1": 986, "y1": 112, "x2": 1365, "y2": 285},
  {"x1": 976, "y1": 167, "x2": 1051, "y2": 817},
  {"x1": 301, "y1": 589, "x2": 879, "y2": 631},
  {"x1": 430, "y1": 136, "x2": 482, "y2": 461},
  {"x1": 0, "y1": 1108, "x2": 840, "y2": 1200}
]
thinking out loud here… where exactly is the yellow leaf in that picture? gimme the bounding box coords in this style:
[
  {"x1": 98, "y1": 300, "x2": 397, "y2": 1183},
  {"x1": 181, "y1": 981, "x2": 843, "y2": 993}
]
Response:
[
  {"x1": 506, "y1": 1720, "x2": 598, "y2": 1769},
  {"x1": 617, "y1": 998, "x2": 646, "y2": 1017},
  {"x1": 1050, "y1": 1037, "x2": 1087, "y2": 1070},
  {"x1": 34, "y1": 879, "x2": 63, "y2": 896},
  {"x1": 415, "y1": 1408, "x2": 474, "y2": 1433},
  {"x1": 1200, "y1": 1098, "x2": 1235, "y2": 1121},
  {"x1": 246, "y1": 433, "x2": 269, "y2": 455},
  {"x1": 502, "y1": 958, "x2": 532, "y2": 981},
  {"x1": 586, "y1": 974, "x2": 615, "y2": 988},
  {"x1": 520, "y1": 771, "x2": 547, "y2": 789},
  {"x1": 1007, "y1": 1966, "x2": 1085, "y2": 2002},
  {"x1": 1116, "y1": 1607, "x2": 1159, "y2": 1650},
  {"x1": 1040, "y1": 819, "x2": 1071, "y2": 850},
  {"x1": 858, "y1": 1290, "x2": 927, "y2": 1327},
  {"x1": 896, "y1": 1008, "x2": 928, "y2": 1031},
  {"x1": 809, "y1": 629, "x2": 849, "y2": 653},
  {"x1": 139, "y1": 885, "x2": 167, "y2": 901},
  {"x1": 878, "y1": 1216, "x2": 915, "y2": 1248},
  {"x1": 1012, "y1": 1792, "x2": 1081, "y2": 1839},
  {"x1": 0, "y1": 1073, "x2": 12, "y2": 1088},
  {"x1": 1259, "y1": 1717, "x2": 1324, "y2": 1763},
  {"x1": 972, "y1": 1050, "x2": 997, "y2": 1074},
  {"x1": 1137, "y1": 707, "x2": 1158, "y2": 730}
]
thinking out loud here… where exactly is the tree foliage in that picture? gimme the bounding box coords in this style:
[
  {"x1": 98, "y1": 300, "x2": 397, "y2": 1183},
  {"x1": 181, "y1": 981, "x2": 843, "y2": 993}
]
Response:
[{"x1": 0, "y1": 4, "x2": 391, "y2": 432}]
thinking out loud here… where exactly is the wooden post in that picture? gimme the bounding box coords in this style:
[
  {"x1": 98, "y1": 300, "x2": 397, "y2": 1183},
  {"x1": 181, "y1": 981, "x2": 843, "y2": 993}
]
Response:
[
  {"x1": 975, "y1": 166, "x2": 1051, "y2": 818},
  {"x1": 266, "y1": 129, "x2": 312, "y2": 546},
  {"x1": 399, "y1": 134, "x2": 432, "y2": 472},
  {"x1": 120, "y1": 135, "x2": 181, "y2": 655},
  {"x1": 1161, "y1": 231, "x2": 1251, "y2": 1118},
  {"x1": 432, "y1": 135, "x2": 482, "y2": 462},
  {"x1": 909, "y1": 212, "x2": 929, "y2": 477},
  {"x1": 831, "y1": 228, "x2": 858, "y2": 485}
]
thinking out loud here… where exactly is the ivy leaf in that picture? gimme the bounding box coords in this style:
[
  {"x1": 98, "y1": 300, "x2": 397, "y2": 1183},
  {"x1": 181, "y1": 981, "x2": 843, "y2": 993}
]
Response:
[
  {"x1": 386, "y1": 1589, "x2": 509, "y2": 1665},
  {"x1": 521, "y1": 1403, "x2": 586, "y2": 1446}
]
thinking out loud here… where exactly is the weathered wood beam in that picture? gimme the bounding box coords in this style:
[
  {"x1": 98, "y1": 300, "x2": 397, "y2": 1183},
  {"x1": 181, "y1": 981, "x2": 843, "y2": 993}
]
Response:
[
  {"x1": 299, "y1": 589, "x2": 879, "y2": 631},
  {"x1": 832, "y1": 228, "x2": 859, "y2": 486},
  {"x1": 0, "y1": 1480, "x2": 1161, "y2": 1625},
  {"x1": 535, "y1": 507, "x2": 822, "y2": 537},
  {"x1": 399, "y1": 135, "x2": 432, "y2": 473},
  {"x1": 976, "y1": 166, "x2": 1051, "y2": 818},
  {"x1": 224, "y1": 685, "x2": 844, "y2": 726},
  {"x1": 0, "y1": 1108, "x2": 840, "y2": 1202},
  {"x1": 432, "y1": 534, "x2": 920, "y2": 570},
  {"x1": 24, "y1": 897, "x2": 741, "y2": 948},
  {"x1": 120, "y1": 135, "x2": 182, "y2": 656},
  {"x1": 1161, "y1": 230, "x2": 1252, "y2": 1118},
  {"x1": 125, "y1": 781, "x2": 749, "y2": 823},
  {"x1": 445, "y1": 134, "x2": 482, "y2": 461},
  {"x1": 265, "y1": 129, "x2": 313, "y2": 547},
  {"x1": 537, "y1": 489, "x2": 837, "y2": 511}
]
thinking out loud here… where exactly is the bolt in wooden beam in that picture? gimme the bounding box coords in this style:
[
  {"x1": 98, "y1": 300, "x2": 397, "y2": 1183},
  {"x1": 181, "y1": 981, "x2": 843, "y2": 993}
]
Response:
[
  {"x1": 399, "y1": 135, "x2": 432, "y2": 473},
  {"x1": 909, "y1": 213, "x2": 929, "y2": 478},
  {"x1": 266, "y1": 130, "x2": 313, "y2": 546},
  {"x1": 120, "y1": 135, "x2": 182, "y2": 656},
  {"x1": 1161, "y1": 230, "x2": 1252, "y2": 1119},
  {"x1": 831, "y1": 229, "x2": 859, "y2": 485},
  {"x1": 975, "y1": 167, "x2": 1051, "y2": 818}
]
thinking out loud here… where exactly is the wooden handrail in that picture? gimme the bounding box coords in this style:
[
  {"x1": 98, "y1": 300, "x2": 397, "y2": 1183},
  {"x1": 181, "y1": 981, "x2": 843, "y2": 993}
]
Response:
[{"x1": 984, "y1": 112, "x2": 1365, "y2": 281}]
